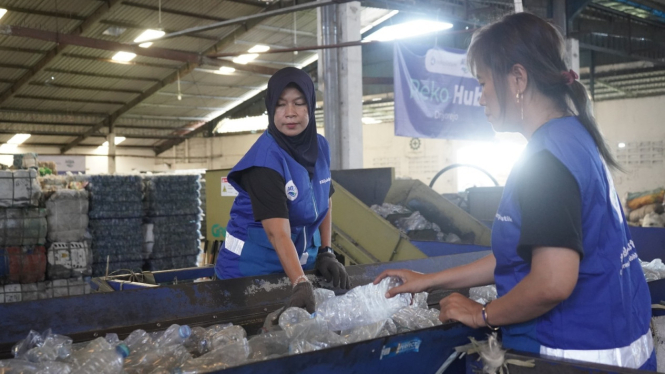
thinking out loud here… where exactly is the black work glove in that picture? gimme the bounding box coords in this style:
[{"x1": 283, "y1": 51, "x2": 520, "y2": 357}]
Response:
[
  {"x1": 284, "y1": 281, "x2": 315, "y2": 314},
  {"x1": 315, "y1": 252, "x2": 351, "y2": 289}
]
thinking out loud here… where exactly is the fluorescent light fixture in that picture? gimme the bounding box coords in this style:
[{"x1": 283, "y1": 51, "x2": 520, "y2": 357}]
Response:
[
  {"x1": 218, "y1": 66, "x2": 236, "y2": 75},
  {"x1": 232, "y1": 53, "x2": 259, "y2": 65},
  {"x1": 99, "y1": 136, "x2": 127, "y2": 148},
  {"x1": 248, "y1": 44, "x2": 270, "y2": 53},
  {"x1": 134, "y1": 29, "x2": 165, "y2": 44},
  {"x1": 0, "y1": 8, "x2": 8, "y2": 20},
  {"x1": 360, "y1": 10, "x2": 399, "y2": 34},
  {"x1": 139, "y1": 42, "x2": 153, "y2": 48},
  {"x1": 111, "y1": 51, "x2": 137, "y2": 62},
  {"x1": 7, "y1": 133, "x2": 31, "y2": 145},
  {"x1": 361, "y1": 117, "x2": 382, "y2": 124},
  {"x1": 217, "y1": 115, "x2": 269, "y2": 134},
  {"x1": 618, "y1": 142, "x2": 626, "y2": 148},
  {"x1": 363, "y1": 20, "x2": 453, "y2": 42},
  {"x1": 0, "y1": 144, "x2": 18, "y2": 153}
]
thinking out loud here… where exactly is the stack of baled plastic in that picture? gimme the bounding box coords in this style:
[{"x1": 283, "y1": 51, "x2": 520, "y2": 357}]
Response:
[
  {"x1": 0, "y1": 169, "x2": 46, "y2": 286},
  {"x1": 199, "y1": 176, "x2": 206, "y2": 241},
  {"x1": 87, "y1": 176, "x2": 144, "y2": 276},
  {"x1": 143, "y1": 175, "x2": 201, "y2": 271}
]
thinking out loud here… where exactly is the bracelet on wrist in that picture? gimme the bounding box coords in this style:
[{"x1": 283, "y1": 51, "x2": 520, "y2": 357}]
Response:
[
  {"x1": 482, "y1": 302, "x2": 500, "y2": 331},
  {"x1": 318, "y1": 246, "x2": 334, "y2": 255},
  {"x1": 293, "y1": 275, "x2": 310, "y2": 287}
]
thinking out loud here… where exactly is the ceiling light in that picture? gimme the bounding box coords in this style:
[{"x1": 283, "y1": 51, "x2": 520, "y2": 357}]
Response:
[
  {"x1": 7, "y1": 133, "x2": 31, "y2": 145},
  {"x1": 218, "y1": 66, "x2": 236, "y2": 75},
  {"x1": 0, "y1": 9, "x2": 7, "y2": 20},
  {"x1": 362, "y1": 117, "x2": 382, "y2": 124},
  {"x1": 139, "y1": 42, "x2": 153, "y2": 48},
  {"x1": 248, "y1": 44, "x2": 270, "y2": 53},
  {"x1": 103, "y1": 26, "x2": 126, "y2": 37},
  {"x1": 363, "y1": 20, "x2": 453, "y2": 42},
  {"x1": 0, "y1": 144, "x2": 18, "y2": 153},
  {"x1": 111, "y1": 51, "x2": 137, "y2": 62},
  {"x1": 618, "y1": 142, "x2": 626, "y2": 148},
  {"x1": 232, "y1": 54, "x2": 259, "y2": 65},
  {"x1": 134, "y1": 29, "x2": 165, "y2": 44}
]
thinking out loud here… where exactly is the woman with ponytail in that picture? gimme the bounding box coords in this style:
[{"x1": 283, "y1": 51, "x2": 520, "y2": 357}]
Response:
[{"x1": 375, "y1": 13, "x2": 655, "y2": 370}]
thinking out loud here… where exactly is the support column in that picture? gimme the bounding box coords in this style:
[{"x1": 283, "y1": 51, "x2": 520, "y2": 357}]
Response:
[
  {"x1": 318, "y1": 1, "x2": 363, "y2": 170},
  {"x1": 107, "y1": 132, "x2": 116, "y2": 174},
  {"x1": 552, "y1": 0, "x2": 580, "y2": 73}
]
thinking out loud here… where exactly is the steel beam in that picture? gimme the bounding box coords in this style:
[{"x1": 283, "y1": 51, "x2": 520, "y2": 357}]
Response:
[
  {"x1": 61, "y1": 53, "x2": 180, "y2": 70},
  {"x1": 579, "y1": 42, "x2": 665, "y2": 65},
  {"x1": 120, "y1": 1, "x2": 229, "y2": 22},
  {"x1": 0, "y1": 108, "x2": 106, "y2": 117},
  {"x1": 0, "y1": 4, "x2": 86, "y2": 21},
  {"x1": 155, "y1": 92, "x2": 241, "y2": 101},
  {"x1": 142, "y1": 0, "x2": 351, "y2": 43},
  {"x1": 14, "y1": 95, "x2": 126, "y2": 106},
  {"x1": 28, "y1": 82, "x2": 143, "y2": 95},
  {"x1": 137, "y1": 103, "x2": 224, "y2": 110},
  {"x1": 256, "y1": 25, "x2": 318, "y2": 38},
  {"x1": 62, "y1": 0, "x2": 286, "y2": 152},
  {"x1": 0, "y1": 0, "x2": 124, "y2": 107},
  {"x1": 99, "y1": 20, "x2": 219, "y2": 42},
  {"x1": 45, "y1": 68, "x2": 161, "y2": 82},
  {"x1": 21, "y1": 142, "x2": 154, "y2": 149},
  {"x1": 0, "y1": 129, "x2": 178, "y2": 139},
  {"x1": 0, "y1": 46, "x2": 47, "y2": 54},
  {"x1": 0, "y1": 119, "x2": 181, "y2": 131}
]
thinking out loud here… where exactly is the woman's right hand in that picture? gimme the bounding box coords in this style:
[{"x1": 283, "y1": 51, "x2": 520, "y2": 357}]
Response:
[{"x1": 373, "y1": 269, "x2": 432, "y2": 298}]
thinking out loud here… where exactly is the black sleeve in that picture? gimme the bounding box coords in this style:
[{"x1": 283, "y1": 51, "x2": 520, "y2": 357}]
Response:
[
  {"x1": 516, "y1": 150, "x2": 584, "y2": 262},
  {"x1": 238, "y1": 167, "x2": 289, "y2": 221},
  {"x1": 329, "y1": 181, "x2": 335, "y2": 198}
]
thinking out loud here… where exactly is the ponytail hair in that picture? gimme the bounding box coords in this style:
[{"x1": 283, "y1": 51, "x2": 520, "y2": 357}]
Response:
[{"x1": 467, "y1": 12, "x2": 622, "y2": 171}]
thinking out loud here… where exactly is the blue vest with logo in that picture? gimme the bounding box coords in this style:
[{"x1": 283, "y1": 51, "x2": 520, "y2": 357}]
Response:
[
  {"x1": 215, "y1": 131, "x2": 332, "y2": 279},
  {"x1": 492, "y1": 117, "x2": 653, "y2": 367}
]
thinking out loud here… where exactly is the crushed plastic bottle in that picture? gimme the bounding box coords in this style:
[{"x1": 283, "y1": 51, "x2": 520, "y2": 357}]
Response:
[
  {"x1": 411, "y1": 292, "x2": 429, "y2": 309},
  {"x1": 642, "y1": 258, "x2": 665, "y2": 282},
  {"x1": 0, "y1": 359, "x2": 72, "y2": 374},
  {"x1": 66, "y1": 337, "x2": 114, "y2": 368},
  {"x1": 469, "y1": 285, "x2": 498, "y2": 305},
  {"x1": 341, "y1": 319, "x2": 396, "y2": 344},
  {"x1": 70, "y1": 343, "x2": 129, "y2": 374},
  {"x1": 315, "y1": 276, "x2": 412, "y2": 331},
  {"x1": 391, "y1": 307, "x2": 441, "y2": 332},
  {"x1": 176, "y1": 339, "x2": 249, "y2": 374},
  {"x1": 278, "y1": 307, "x2": 311, "y2": 335},
  {"x1": 124, "y1": 344, "x2": 190, "y2": 374},
  {"x1": 12, "y1": 330, "x2": 46, "y2": 359},
  {"x1": 24, "y1": 331, "x2": 72, "y2": 363},
  {"x1": 247, "y1": 331, "x2": 290, "y2": 361},
  {"x1": 208, "y1": 325, "x2": 246, "y2": 350},
  {"x1": 153, "y1": 325, "x2": 191, "y2": 348},
  {"x1": 288, "y1": 318, "x2": 347, "y2": 354},
  {"x1": 123, "y1": 330, "x2": 152, "y2": 351},
  {"x1": 313, "y1": 288, "x2": 335, "y2": 308},
  {"x1": 182, "y1": 327, "x2": 206, "y2": 355}
]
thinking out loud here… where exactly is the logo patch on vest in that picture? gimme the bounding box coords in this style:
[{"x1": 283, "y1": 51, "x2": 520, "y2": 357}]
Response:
[{"x1": 285, "y1": 180, "x2": 298, "y2": 201}]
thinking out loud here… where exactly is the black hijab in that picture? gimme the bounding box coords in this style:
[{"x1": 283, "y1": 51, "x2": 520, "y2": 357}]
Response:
[{"x1": 266, "y1": 67, "x2": 318, "y2": 177}]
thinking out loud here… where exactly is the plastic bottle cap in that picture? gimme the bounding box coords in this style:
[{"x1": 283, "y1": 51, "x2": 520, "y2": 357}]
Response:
[
  {"x1": 116, "y1": 343, "x2": 130, "y2": 358},
  {"x1": 179, "y1": 325, "x2": 192, "y2": 339}
]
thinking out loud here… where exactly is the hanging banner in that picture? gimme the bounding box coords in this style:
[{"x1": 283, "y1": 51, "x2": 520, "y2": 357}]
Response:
[{"x1": 393, "y1": 42, "x2": 494, "y2": 140}]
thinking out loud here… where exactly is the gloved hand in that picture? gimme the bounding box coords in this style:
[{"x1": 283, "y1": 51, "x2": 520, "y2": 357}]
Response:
[
  {"x1": 316, "y1": 252, "x2": 351, "y2": 289},
  {"x1": 284, "y1": 281, "x2": 315, "y2": 314}
]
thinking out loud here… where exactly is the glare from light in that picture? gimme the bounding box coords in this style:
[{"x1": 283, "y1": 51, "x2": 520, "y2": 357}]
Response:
[
  {"x1": 139, "y1": 42, "x2": 153, "y2": 48},
  {"x1": 618, "y1": 142, "x2": 626, "y2": 148},
  {"x1": 7, "y1": 133, "x2": 31, "y2": 145},
  {"x1": 0, "y1": 144, "x2": 18, "y2": 153},
  {"x1": 362, "y1": 117, "x2": 382, "y2": 124},
  {"x1": 0, "y1": 9, "x2": 7, "y2": 20},
  {"x1": 111, "y1": 51, "x2": 137, "y2": 62},
  {"x1": 456, "y1": 139, "x2": 526, "y2": 192},
  {"x1": 218, "y1": 66, "x2": 236, "y2": 75},
  {"x1": 363, "y1": 20, "x2": 454, "y2": 42},
  {"x1": 217, "y1": 115, "x2": 269, "y2": 133},
  {"x1": 360, "y1": 10, "x2": 399, "y2": 34},
  {"x1": 232, "y1": 54, "x2": 259, "y2": 65},
  {"x1": 248, "y1": 44, "x2": 270, "y2": 53},
  {"x1": 99, "y1": 136, "x2": 127, "y2": 148},
  {"x1": 134, "y1": 29, "x2": 165, "y2": 43}
]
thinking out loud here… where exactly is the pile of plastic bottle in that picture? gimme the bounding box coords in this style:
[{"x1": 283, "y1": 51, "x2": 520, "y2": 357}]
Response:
[{"x1": 0, "y1": 277, "x2": 443, "y2": 374}]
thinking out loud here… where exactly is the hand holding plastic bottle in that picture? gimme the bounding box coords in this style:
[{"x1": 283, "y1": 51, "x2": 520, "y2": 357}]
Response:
[{"x1": 372, "y1": 269, "x2": 432, "y2": 298}]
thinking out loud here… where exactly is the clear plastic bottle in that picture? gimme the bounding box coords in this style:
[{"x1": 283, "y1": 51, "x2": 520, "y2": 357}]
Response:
[
  {"x1": 278, "y1": 307, "x2": 311, "y2": 332},
  {"x1": 71, "y1": 344, "x2": 129, "y2": 374},
  {"x1": 176, "y1": 339, "x2": 249, "y2": 374},
  {"x1": 66, "y1": 337, "x2": 113, "y2": 367},
  {"x1": 123, "y1": 330, "x2": 152, "y2": 351},
  {"x1": 153, "y1": 325, "x2": 192, "y2": 348},
  {"x1": 209, "y1": 325, "x2": 246, "y2": 350},
  {"x1": 315, "y1": 276, "x2": 412, "y2": 331},
  {"x1": 313, "y1": 288, "x2": 335, "y2": 309}
]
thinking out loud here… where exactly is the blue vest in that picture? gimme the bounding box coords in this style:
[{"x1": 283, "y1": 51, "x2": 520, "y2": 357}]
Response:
[
  {"x1": 492, "y1": 117, "x2": 653, "y2": 368},
  {"x1": 215, "y1": 131, "x2": 332, "y2": 279}
]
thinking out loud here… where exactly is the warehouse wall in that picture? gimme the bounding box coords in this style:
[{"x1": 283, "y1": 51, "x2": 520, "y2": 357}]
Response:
[{"x1": 595, "y1": 95, "x2": 665, "y2": 199}]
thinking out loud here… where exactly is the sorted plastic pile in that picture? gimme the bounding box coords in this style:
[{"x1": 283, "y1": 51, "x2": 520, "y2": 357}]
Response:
[
  {"x1": 371, "y1": 203, "x2": 462, "y2": 243},
  {"x1": 0, "y1": 170, "x2": 42, "y2": 208},
  {"x1": 1, "y1": 277, "x2": 442, "y2": 373},
  {"x1": 87, "y1": 176, "x2": 144, "y2": 276},
  {"x1": 642, "y1": 258, "x2": 665, "y2": 282},
  {"x1": 45, "y1": 190, "x2": 89, "y2": 243},
  {"x1": 143, "y1": 175, "x2": 201, "y2": 271},
  {"x1": 199, "y1": 177, "x2": 206, "y2": 241}
]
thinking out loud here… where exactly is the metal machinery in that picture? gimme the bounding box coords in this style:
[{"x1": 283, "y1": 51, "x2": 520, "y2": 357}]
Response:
[
  {"x1": 2, "y1": 253, "x2": 663, "y2": 374},
  {"x1": 204, "y1": 167, "x2": 493, "y2": 267}
]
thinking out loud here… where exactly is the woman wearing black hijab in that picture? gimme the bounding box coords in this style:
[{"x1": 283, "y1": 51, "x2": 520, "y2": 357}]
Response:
[{"x1": 215, "y1": 67, "x2": 350, "y2": 313}]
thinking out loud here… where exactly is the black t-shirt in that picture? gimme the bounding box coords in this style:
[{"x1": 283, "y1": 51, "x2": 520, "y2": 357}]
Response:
[
  {"x1": 239, "y1": 167, "x2": 334, "y2": 222},
  {"x1": 515, "y1": 150, "x2": 584, "y2": 262}
]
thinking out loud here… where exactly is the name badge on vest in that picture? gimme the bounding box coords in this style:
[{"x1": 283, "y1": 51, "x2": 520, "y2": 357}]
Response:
[
  {"x1": 299, "y1": 251, "x2": 308, "y2": 265},
  {"x1": 285, "y1": 180, "x2": 298, "y2": 201}
]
